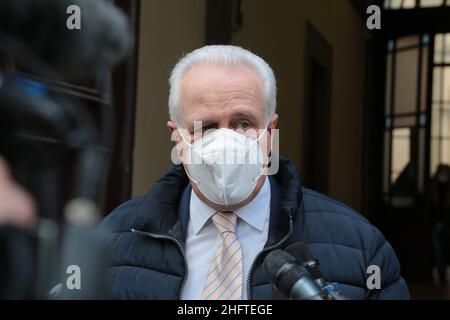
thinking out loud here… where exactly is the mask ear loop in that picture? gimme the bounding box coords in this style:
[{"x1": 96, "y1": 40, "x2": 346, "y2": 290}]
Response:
[
  {"x1": 239, "y1": 121, "x2": 270, "y2": 203},
  {"x1": 176, "y1": 125, "x2": 194, "y2": 147},
  {"x1": 254, "y1": 121, "x2": 271, "y2": 143},
  {"x1": 176, "y1": 125, "x2": 200, "y2": 185},
  {"x1": 249, "y1": 120, "x2": 272, "y2": 180}
]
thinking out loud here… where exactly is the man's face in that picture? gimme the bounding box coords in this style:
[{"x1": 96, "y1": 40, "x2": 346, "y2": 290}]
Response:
[
  {"x1": 167, "y1": 63, "x2": 278, "y2": 210},
  {"x1": 169, "y1": 63, "x2": 278, "y2": 164}
]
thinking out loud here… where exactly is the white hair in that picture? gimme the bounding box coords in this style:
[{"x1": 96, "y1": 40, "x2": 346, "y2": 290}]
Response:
[{"x1": 168, "y1": 45, "x2": 277, "y2": 124}]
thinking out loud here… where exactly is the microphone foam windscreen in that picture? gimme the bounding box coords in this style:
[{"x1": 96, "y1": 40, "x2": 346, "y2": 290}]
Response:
[{"x1": 263, "y1": 249, "x2": 295, "y2": 284}]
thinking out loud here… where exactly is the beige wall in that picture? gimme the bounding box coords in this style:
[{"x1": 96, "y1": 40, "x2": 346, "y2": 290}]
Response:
[
  {"x1": 132, "y1": 0, "x2": 206, "y2": 196},
  {"x1": 232, "y1": 0, "x2": 366, "y2": 210},
  {"x1": 133, "y1": 0, "x2": 366, "y2": 211}
]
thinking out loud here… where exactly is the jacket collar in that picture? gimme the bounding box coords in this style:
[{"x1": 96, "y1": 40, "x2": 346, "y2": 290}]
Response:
[
  {"x1": 266, "y1": 156, "x2": 303, "y2": 247},
  {"x1": 131, "y1": 155, "x2": 303, "y2": 246}
]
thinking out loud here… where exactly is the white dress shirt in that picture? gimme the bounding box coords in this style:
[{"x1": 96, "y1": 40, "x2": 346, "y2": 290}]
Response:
[{"x1": 181, "y1": 176, "x2": 271, "y2": 300}]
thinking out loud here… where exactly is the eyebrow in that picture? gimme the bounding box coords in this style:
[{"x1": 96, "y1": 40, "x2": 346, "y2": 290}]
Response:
[
  {"x1": 184, "y1": 120, "x2": 214, "y2": 133},
  {"x1": 231, "y1": 111, "x2": 259, "y2": 123},
  {"x1": 185, "y1": 110, "x2": 260, "y2": 131}
]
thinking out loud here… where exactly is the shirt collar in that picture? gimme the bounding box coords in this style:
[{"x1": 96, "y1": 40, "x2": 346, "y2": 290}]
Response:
[
  {"x1": 189, "y1": 176, "x2": 270, "y2": 235},
  {"x1": 190, "y1": 189, "x2": 216, "y2": 235}
]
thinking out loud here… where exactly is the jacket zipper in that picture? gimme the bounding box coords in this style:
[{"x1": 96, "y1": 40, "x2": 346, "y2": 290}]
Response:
[
  {"x1": 131, "y1": 228, "x2": 189, "y2": 299},
  {"x1": 246, "y1": 214, "x2": 294, "y2": 300}
]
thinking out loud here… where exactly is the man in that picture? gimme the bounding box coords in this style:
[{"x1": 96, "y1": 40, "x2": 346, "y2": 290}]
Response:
[{"x1": 101, "y1": 45, "x2": 409, "y2": 300}]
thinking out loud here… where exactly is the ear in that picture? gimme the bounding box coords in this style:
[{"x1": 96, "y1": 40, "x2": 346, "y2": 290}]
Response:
[
  {"x1": 167, "y1": 120, "x2": 177, "y2": 133},
  {"x1": 168, "y1": 120, "x2": 186, "y2": 160},
  {"x1": 167, "y1": 120, "x2": 180, "y2": 144},
  {"x1": 268, "y1": 113, "x2": 279, "y2": 133}
]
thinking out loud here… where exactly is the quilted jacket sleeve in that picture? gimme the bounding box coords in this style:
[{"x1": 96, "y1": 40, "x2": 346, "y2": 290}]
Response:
[{"x1": 365, "y1": 225, "x2": 410, "y2": 300}]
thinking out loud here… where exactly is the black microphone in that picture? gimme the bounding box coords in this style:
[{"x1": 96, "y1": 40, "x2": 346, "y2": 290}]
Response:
[
  {"x1": 286, "y1": 242, "x2": 349, "y2": 300},
  {"x1": 263, "y1": 249, "x2": 325, "y2": 300},
  {"x1": 0, "y1": 0, "x2": 132, "y2": 78},
  {"x1": 285, "y1": 242, "x2": 326, "y2": 287}
]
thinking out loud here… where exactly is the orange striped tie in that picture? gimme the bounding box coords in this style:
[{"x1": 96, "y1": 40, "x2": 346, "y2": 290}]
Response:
[{"x1": 202, "y1": 212, "x2": 243, "y2": 300}]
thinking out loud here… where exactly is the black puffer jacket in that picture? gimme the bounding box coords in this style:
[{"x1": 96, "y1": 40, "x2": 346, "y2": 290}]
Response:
[{"x1": 100, "y1": 156, "x2": 409, "y2": 299}]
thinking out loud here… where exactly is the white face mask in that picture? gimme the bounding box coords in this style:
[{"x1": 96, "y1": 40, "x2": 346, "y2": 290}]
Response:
[{"x1": 179, "y1": 126, "x2": 268, "y2": 206}]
